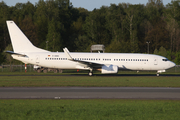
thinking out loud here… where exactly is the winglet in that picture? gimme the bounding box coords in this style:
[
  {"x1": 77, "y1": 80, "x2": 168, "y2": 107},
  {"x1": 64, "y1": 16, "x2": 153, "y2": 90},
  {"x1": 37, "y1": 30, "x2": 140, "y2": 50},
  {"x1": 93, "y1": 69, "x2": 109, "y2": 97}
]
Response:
[{"x1": 63, "y1": 47, "x2": 73, "y2": 60}]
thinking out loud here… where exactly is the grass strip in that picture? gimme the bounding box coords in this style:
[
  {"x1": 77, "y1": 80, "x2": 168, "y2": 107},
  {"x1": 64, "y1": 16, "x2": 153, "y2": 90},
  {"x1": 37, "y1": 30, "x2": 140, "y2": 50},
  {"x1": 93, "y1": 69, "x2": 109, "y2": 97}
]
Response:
[
  {"x1": 0, "y1": 99, "x2": 180, "y2": 120},
  {"x1": 0, "y1": 76, "x2": 180, "y2": 87}
]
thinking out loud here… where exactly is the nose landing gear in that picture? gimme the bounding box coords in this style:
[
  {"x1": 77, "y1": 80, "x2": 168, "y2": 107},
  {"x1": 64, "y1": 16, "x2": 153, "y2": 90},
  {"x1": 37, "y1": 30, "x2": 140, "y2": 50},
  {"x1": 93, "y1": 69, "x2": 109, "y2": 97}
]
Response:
[
  {"x1": 156, "y1": 70, "x2": 165, "y2": 76},
  {"x1": 89, "y1": 72, "x2": 93, "y2": 76},
  {"x1": 156, "y1": 73, "x2": 159, "y2": 76}
]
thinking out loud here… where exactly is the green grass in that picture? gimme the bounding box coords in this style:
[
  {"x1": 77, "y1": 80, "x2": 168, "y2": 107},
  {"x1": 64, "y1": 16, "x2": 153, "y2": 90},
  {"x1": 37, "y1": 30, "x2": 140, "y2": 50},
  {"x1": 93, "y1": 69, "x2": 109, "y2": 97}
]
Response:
[
  {"x1": 0, "y1": 99, "x2": 180, "y2": 120},
  {"x1": 0, "y1": 75, "x2": 180, "y2": 87}
]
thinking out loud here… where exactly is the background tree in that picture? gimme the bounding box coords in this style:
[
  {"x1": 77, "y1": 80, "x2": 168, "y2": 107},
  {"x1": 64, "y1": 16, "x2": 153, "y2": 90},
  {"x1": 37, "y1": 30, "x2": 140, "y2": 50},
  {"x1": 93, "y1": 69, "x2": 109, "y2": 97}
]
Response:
[
  {"x1": 105, "y1": 4, "x2": 128, "y2": 53},
  {"x1": 159, "y1": 46, "x2": 167, "y2": 57},
  {"x1": 166, "y1": 0, "x2": 180, "y2": 53},
  {"x1": 34, "y1": 0, "x2": 48, "y2": 49},
  {"x1": 145, "y1": 0, "x2": 169, "y2": 53},
  {"x1": 46, "y1": 18, "x2": 62, "y2": 52},
  {"x1": 20, "y1": 17, "x2": 38, "y2": 46},
  {"x1": 0, "y1": 1, "x2": 10, "y2": 53},
  {"x1": 1, "y1": 0, "x2": 180, "y2": 64},
  {"x1": 175, "y1": 52, "x2": 180, "y2": 65}
]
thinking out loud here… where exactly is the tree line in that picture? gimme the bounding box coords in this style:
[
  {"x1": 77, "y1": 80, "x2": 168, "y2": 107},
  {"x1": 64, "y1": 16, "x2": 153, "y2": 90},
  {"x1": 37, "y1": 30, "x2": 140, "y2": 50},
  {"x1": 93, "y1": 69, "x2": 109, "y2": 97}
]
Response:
[{"x1": 0, "y1": 0, "x2": 180, "y2": 64}]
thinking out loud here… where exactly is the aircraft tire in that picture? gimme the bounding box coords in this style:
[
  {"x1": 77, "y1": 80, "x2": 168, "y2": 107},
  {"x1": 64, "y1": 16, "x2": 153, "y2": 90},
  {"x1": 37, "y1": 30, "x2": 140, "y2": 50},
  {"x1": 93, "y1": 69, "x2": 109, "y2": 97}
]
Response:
[
  {"x1": 37, "y1": 69, "x2": 41, "y2": 73},
  {"x1": 43, "y1": 69, "x2": 48, "y2": 73},
  {"x1": 89, "y1": 72, "x2": 93, "y2": 76},
  {"x1": 54, "y1": 69, "x2": 58, "y2": 73},
  {"x1": 59, "y1": 69, "x2": 63, "y2": 73}
]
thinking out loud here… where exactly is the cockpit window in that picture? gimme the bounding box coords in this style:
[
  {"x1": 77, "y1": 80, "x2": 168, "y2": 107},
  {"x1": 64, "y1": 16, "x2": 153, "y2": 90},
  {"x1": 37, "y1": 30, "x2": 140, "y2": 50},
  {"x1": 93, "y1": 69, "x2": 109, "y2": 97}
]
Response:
[{"x1": 162, "y1": 59, "x2": 168, "y2": 62}]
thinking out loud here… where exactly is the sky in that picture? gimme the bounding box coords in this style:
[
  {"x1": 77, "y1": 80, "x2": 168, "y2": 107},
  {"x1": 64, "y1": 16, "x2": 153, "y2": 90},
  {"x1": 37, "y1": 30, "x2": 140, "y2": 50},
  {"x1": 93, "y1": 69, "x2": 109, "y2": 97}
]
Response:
[{"x1": 2, "y1": 0, "x2": 172, "y2": 11}]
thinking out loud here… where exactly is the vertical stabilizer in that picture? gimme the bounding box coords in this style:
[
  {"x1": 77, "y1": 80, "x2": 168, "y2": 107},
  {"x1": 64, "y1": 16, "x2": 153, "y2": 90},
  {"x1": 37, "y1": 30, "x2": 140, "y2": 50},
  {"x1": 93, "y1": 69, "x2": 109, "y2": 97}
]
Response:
[{"x1": 6, "y1": 21, "x2": 49, "y2": 53}]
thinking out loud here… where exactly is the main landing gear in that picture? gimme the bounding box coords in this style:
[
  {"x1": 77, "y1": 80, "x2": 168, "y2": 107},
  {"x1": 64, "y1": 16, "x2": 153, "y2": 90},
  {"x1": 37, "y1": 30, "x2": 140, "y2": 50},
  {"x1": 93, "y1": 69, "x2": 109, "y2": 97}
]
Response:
[{"x1": 89, "y1": 69, "x2": 93, "y2": 76}]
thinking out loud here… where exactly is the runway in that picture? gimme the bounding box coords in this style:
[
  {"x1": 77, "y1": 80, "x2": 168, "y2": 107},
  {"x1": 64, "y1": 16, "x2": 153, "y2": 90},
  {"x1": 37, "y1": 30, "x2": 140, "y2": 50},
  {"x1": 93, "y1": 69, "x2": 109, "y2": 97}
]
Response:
[{"x1": 0, "y1": 87, "x2": 180, "y2": 99}]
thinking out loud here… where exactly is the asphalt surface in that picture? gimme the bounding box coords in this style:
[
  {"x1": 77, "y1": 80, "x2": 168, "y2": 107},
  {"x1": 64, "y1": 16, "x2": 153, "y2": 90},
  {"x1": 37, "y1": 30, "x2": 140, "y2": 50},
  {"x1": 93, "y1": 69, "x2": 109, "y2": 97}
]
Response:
[{"x1": 0, "y1": 87, "x2": 180, "y2": 99}]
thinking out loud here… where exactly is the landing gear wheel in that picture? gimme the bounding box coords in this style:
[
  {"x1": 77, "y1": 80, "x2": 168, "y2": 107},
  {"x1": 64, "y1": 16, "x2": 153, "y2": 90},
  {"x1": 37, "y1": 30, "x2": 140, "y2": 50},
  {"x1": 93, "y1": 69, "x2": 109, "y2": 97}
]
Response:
[
  {"x1": 37, "y1": 69, "x2": 41, "y2": 73},
  {"x1": 59, "y1": 69, "x2": 63, "y2": 73},
  {"x1": 43, "y1": 69, "x2": 48, "y2": 73},
  {"x1": 54, "y1": 69, "x2": 58, "y2": 73},
  {"x1": 157, "y1": 73, "x2": 159, "y2": 77},
  {"x1": 89, "y1": 72, "x2": 93, "y2": 76}
]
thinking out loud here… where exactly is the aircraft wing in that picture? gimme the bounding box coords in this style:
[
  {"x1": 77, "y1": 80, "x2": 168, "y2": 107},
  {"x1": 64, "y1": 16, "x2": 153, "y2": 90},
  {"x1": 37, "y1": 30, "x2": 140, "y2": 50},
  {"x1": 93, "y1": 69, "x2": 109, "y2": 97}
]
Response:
[
  {"x1": 74, "y1": 60, "x2": 103, "y2": 68},
  {"x1": 63, "y1": 48, "x2": 103, "y2": 68},
  {"x1": 5, "y1": 51, "x2": 27, "y2": 57}
]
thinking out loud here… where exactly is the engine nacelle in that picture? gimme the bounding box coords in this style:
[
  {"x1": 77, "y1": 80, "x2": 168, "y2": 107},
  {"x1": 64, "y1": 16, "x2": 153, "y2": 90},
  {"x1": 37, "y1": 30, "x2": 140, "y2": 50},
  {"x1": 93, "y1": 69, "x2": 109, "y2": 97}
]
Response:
[{"x1": 101, "y1": 65, "x2": 118, "y2": 74}]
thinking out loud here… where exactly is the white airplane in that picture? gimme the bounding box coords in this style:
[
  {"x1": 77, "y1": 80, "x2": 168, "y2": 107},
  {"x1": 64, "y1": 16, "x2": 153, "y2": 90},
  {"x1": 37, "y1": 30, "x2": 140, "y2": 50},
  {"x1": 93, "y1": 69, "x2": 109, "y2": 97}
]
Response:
[{"x1": 6, "y1": 21, "x2": 176, "y2": 76}]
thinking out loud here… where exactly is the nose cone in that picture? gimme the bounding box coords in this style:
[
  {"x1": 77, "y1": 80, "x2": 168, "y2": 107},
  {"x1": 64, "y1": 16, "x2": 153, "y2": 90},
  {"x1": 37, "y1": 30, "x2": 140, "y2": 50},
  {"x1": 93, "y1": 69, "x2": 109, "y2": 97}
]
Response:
[{"x1": 169, "y1": 61, "x2": 176, "y2": 68}]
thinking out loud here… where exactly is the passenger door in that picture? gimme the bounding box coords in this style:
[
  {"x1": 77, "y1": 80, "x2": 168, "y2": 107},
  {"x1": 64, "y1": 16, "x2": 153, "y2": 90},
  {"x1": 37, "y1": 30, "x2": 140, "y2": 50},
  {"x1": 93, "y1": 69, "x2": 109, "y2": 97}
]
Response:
[
  {"x1": 154, "y1": 57, "x2": 158, "y2": 65},
  {"x1": 36, "y1": 55, "x2": 40, "y2": 64}
]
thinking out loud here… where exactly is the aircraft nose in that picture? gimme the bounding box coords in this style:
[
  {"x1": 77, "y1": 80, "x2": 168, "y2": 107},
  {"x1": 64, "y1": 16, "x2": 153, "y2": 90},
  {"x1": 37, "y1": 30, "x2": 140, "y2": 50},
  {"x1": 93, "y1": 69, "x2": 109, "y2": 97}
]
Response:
[{"x1": 169, "y1": 61, "x2": 176, "y2": 68}]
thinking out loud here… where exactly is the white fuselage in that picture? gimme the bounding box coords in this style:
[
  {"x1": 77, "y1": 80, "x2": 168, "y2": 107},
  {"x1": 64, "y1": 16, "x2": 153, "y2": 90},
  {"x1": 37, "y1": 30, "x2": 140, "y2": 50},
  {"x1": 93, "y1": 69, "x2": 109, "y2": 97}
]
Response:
[{"x1": 12, "y1": 52, "x2": 176, "y2": 72}]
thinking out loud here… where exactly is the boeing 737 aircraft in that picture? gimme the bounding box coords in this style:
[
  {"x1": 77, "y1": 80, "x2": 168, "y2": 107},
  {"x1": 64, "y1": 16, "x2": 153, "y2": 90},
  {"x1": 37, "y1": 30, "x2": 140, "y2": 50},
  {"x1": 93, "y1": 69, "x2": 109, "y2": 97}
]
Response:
[{"x1": 6, "y1": 21, "x2": 176, "y2": 76}]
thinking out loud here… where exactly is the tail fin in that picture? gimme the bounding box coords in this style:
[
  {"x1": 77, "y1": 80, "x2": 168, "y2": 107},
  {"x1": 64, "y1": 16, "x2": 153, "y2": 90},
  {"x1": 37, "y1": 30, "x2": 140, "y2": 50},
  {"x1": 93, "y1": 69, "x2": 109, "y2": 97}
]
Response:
[{"x1": 6, "y1": 21, "x2": 49, "y2": 53}]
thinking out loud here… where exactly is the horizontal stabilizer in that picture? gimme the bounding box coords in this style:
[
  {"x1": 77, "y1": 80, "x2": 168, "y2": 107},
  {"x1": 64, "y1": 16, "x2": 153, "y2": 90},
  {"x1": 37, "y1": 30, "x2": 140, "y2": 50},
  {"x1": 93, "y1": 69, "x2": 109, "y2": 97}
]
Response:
[{"x1": 5, "y1": 51, "x2": 27, "y2": 57}]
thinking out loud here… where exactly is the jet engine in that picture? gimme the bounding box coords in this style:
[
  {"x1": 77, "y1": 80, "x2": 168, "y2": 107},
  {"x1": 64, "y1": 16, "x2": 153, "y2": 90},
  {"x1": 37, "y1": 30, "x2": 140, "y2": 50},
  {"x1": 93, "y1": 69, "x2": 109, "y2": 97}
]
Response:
[{"x1": 101, "y1": 65, "x2": 118, "y2": 74}]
